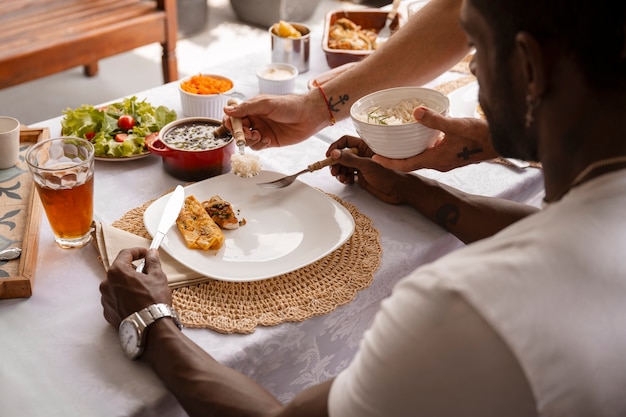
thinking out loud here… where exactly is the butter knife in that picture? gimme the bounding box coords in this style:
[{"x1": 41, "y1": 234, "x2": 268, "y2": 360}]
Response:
[{"x1": 136, "y1": 185, "x2": 185, "y2": 273}]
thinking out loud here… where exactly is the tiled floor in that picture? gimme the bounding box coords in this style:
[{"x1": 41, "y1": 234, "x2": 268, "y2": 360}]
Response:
[{"x1": 1, "y1": 0, "x2": 381, "y2": 126}]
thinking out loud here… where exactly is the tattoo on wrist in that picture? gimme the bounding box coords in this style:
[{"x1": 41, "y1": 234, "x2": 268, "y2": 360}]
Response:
[
  {"x1": 457, "y1": 146, "x2": 483, "y2": 160},
  {"x1": 329, "y1": 93, "x2": 349, "y2": 114},
  {"x1": 435, "y1": 204, "x2": 460, "y2": 230}
]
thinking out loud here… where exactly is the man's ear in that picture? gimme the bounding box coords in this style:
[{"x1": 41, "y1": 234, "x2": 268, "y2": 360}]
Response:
[{"x1": 515, "y1": 32, "x2": 546, "y2": 100}]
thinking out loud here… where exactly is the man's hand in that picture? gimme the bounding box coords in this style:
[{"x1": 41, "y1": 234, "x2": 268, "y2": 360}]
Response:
[
  {"x1": 100, "y1": 248, "x2": 172, "y2": 328},
  {"x1": 329, "y1": 146, "x2": 411, "y2": 205},
  {"x1": 373, "y1": 106, "x2": 497, "y2": 172}
]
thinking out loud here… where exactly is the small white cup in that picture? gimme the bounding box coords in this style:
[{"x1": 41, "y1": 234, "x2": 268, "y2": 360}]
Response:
[
  {"x1": 0, "y1": 116, "x2": 20, "y2": 169},
  {"x1": 179, "y1": 74, "x2": 245, "y2": 119},
  {"x1": 256, "y1": 63, "x2": 298, "y2": 95}
]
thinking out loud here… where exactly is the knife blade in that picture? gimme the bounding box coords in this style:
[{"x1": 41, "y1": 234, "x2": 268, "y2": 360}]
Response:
[{"x1": 136, "y1": 185, "x2": 185, "y2": 273}]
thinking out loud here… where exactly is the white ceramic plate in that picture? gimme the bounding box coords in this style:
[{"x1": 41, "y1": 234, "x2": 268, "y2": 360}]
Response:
[
  {"x1": 448, "y1": 81, "x2": 479, "y2": 118},
  {"x1": 144, "y1": 171, "x2": 355, "y2": 282}
]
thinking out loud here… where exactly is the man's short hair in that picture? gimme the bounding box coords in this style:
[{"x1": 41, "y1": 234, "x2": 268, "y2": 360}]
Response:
[{"x1": 470, "y1": 0, "x2": 626, "y2": 90}]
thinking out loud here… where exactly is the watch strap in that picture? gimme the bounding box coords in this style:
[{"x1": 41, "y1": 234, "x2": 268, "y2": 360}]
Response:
[
  {"x1": 135, "y1": 303, "x2": 183, "y2": 330},
  {"x1": 119, "y1": 303, "x2": 183, "y2": 360}
]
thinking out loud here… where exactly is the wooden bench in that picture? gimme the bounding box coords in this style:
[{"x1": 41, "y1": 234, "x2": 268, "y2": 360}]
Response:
[{"x1": 0, "y1": 0, "x2": 179, "y2": 90}]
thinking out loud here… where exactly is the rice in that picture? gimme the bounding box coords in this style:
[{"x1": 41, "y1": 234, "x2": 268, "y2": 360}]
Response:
[
  {"x1": 356, "y1": 98, "x2": 426, "y2": 125},
  {"x1": 231, "y1": 153, "x2": 262, "y2": 177}
]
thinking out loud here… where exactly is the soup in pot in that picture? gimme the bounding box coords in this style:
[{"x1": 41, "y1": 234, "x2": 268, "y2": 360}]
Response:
[{"x1": 162, "y1": 123, "x2": 230, "y2": 151}]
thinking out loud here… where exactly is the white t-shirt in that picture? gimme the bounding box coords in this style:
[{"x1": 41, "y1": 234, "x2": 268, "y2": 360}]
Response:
[{"x1": 329, "y1": 169, "x2": 626, "y2": 417}]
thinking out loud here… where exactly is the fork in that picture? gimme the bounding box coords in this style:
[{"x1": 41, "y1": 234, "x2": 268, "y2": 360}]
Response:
[
  {"x1": 257, "y1": 148, "x2": 358, "y2": 189},
  {"x1": 377, "y1": 0, "x2": 401, "y2": 43}
]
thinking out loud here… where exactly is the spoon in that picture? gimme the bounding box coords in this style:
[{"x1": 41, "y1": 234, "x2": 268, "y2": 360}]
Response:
[
  {"x1": 0, "y1": 247, "x2": 22, "y2": 261},
  {"x1": 227, "y1": 98, "x2": 261, "y2": 177},
  {"x1": 227, "y1": 98, "x2": 246, "y2": 155}
]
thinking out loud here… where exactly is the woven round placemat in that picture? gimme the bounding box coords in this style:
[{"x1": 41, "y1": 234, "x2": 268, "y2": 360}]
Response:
[
  {"x1": 112, "y1": 193, "x2": 381, "y2": 334},
  {"x1": 433, "y1": 74, "x2": 477, "y2": 96}
]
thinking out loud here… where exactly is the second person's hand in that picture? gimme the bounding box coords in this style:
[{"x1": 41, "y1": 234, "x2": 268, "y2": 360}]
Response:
[{"x1": 223, "y1": 93, "x2": 331, "y2": 150}]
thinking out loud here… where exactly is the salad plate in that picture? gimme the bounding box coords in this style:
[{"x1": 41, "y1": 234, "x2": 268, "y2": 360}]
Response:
[
  {"x1": 60, "y1": 96, "x2": 177, "y2": 159},
  {"x1": 143, "y1": 170, "x2": 355, "y2": 282},
  {"x1": 94, "y1": 152, "x2": 152, "y2": 162}
]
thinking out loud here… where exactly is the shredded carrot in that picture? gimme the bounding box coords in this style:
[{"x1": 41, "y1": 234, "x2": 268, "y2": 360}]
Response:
[{"x1": 180, "y1": 74, "x2": 233, "y2": 95}]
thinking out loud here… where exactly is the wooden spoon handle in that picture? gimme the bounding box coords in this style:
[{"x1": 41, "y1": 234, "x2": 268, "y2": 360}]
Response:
[{"x1": 227, "y1": 98, "x2": 245, "y2": 147}]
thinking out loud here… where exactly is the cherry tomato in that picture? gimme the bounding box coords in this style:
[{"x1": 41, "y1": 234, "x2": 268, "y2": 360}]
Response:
[
  {"x1": 85, "y1": 131, "x2": 96, "y2": 140},
  {"x1": 117, "y1": 115, "x2": 135, "y2": 130},
  {"x1": 115, "y1": 133, "x2": 128, "y2": 142}
]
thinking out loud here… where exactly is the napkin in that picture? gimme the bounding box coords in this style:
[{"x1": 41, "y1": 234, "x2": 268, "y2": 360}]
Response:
[{"x1": 92, "y1": 221, "x2": 209, "y2": 288}]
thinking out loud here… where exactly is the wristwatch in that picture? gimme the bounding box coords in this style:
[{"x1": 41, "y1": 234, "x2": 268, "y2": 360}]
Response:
[{"x1": 118, "y1": 303, "x2": 182, "y2": 360}]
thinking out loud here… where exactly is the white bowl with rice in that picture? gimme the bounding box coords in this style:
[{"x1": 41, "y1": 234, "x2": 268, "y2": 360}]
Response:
[{"x1": 350, "y1": 87, "x2": 450, "y2": 159}]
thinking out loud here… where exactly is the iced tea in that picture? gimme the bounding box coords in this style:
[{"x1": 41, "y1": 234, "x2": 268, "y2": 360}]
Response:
[
  {"x1": 34, "y1": 175, "x2": 94, "y2": 241},
  {"x1": 26, "y1": 137, "x2": 95, "y2": 248}
]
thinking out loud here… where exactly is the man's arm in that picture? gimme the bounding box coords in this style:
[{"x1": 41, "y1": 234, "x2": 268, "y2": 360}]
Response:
[
  {"x1": 143, "y1": 319, "x2": 333, "y2": 417},
  {"x1": 329, "y1": 148, "x2": 538, "y2": 243},
  {"x1": 101, "y1": 248, "x2": 332, "y2": 417},
  {"x1": 401, "y1": 172, "x2": 538, "y2": 243}
]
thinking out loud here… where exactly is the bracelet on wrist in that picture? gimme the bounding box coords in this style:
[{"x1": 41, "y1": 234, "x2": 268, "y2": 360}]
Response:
[{"x1": 313, "y1": 80, "x2": 336, "y2": 126}]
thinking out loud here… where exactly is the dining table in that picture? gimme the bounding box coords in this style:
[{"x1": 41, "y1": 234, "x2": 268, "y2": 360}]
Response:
[{"x1": 0, "y1": 12, "x2": 545, "y2": 417}]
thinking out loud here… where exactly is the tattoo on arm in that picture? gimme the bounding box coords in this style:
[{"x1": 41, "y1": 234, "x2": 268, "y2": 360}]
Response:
[
  {"x1": 457, "y1": 146, "x2": 483, "y2": 160},
  {"x1": 435, "y1": 203, "x2": 460, "y2": 231},
  {"x1": 329, "y1": 94, "x2": 349, "y2": 114}
]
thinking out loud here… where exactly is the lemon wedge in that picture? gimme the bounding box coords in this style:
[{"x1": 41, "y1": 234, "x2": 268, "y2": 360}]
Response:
[{"x1": 273, "y1": 20, "x2": 302, "y2": 38}]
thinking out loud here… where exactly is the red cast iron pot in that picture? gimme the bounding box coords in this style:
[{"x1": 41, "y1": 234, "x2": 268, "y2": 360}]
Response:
[{"x1": 146, "y1": 117, "x2": 235, "y2": 182}]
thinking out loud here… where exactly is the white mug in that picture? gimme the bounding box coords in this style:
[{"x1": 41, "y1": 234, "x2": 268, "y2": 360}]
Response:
[{"x1": 0, "y1": 116, "x2": 20, "y2": 169}]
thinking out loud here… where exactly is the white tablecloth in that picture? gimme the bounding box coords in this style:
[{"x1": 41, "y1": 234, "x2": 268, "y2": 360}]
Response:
[{"x1": 0, "y1": 28, "x2": 545, "y2": 416}]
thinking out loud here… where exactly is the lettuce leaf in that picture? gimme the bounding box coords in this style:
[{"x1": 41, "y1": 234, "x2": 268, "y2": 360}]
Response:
[{"x1": 61, "y1": 96, "x2": 177, "y2": 158}]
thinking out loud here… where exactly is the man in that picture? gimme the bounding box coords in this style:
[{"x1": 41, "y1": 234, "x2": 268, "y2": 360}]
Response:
[{"x1": 100, "y1": 0, "x2": 626, "y2": 415}]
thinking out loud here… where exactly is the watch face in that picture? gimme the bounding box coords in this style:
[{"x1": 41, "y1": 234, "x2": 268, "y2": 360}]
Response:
[{"x1": 119, "y1": 319, "x2": 140, "y2": 359}]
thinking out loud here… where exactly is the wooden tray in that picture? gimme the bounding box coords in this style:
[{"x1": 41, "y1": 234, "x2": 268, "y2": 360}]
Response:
[{"x1": 0, "y1": 127, "x2": 48, "y2": 298}]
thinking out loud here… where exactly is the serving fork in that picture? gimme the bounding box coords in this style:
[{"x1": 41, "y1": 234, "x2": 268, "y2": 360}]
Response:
[{"x1": 377, "y1": 0, "x2": 401, "y2": 42}]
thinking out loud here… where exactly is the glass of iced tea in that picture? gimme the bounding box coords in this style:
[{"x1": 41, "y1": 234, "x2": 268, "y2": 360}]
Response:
[{"x1": 26, "y1": 137, "x2": 95, "y2": 249}]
